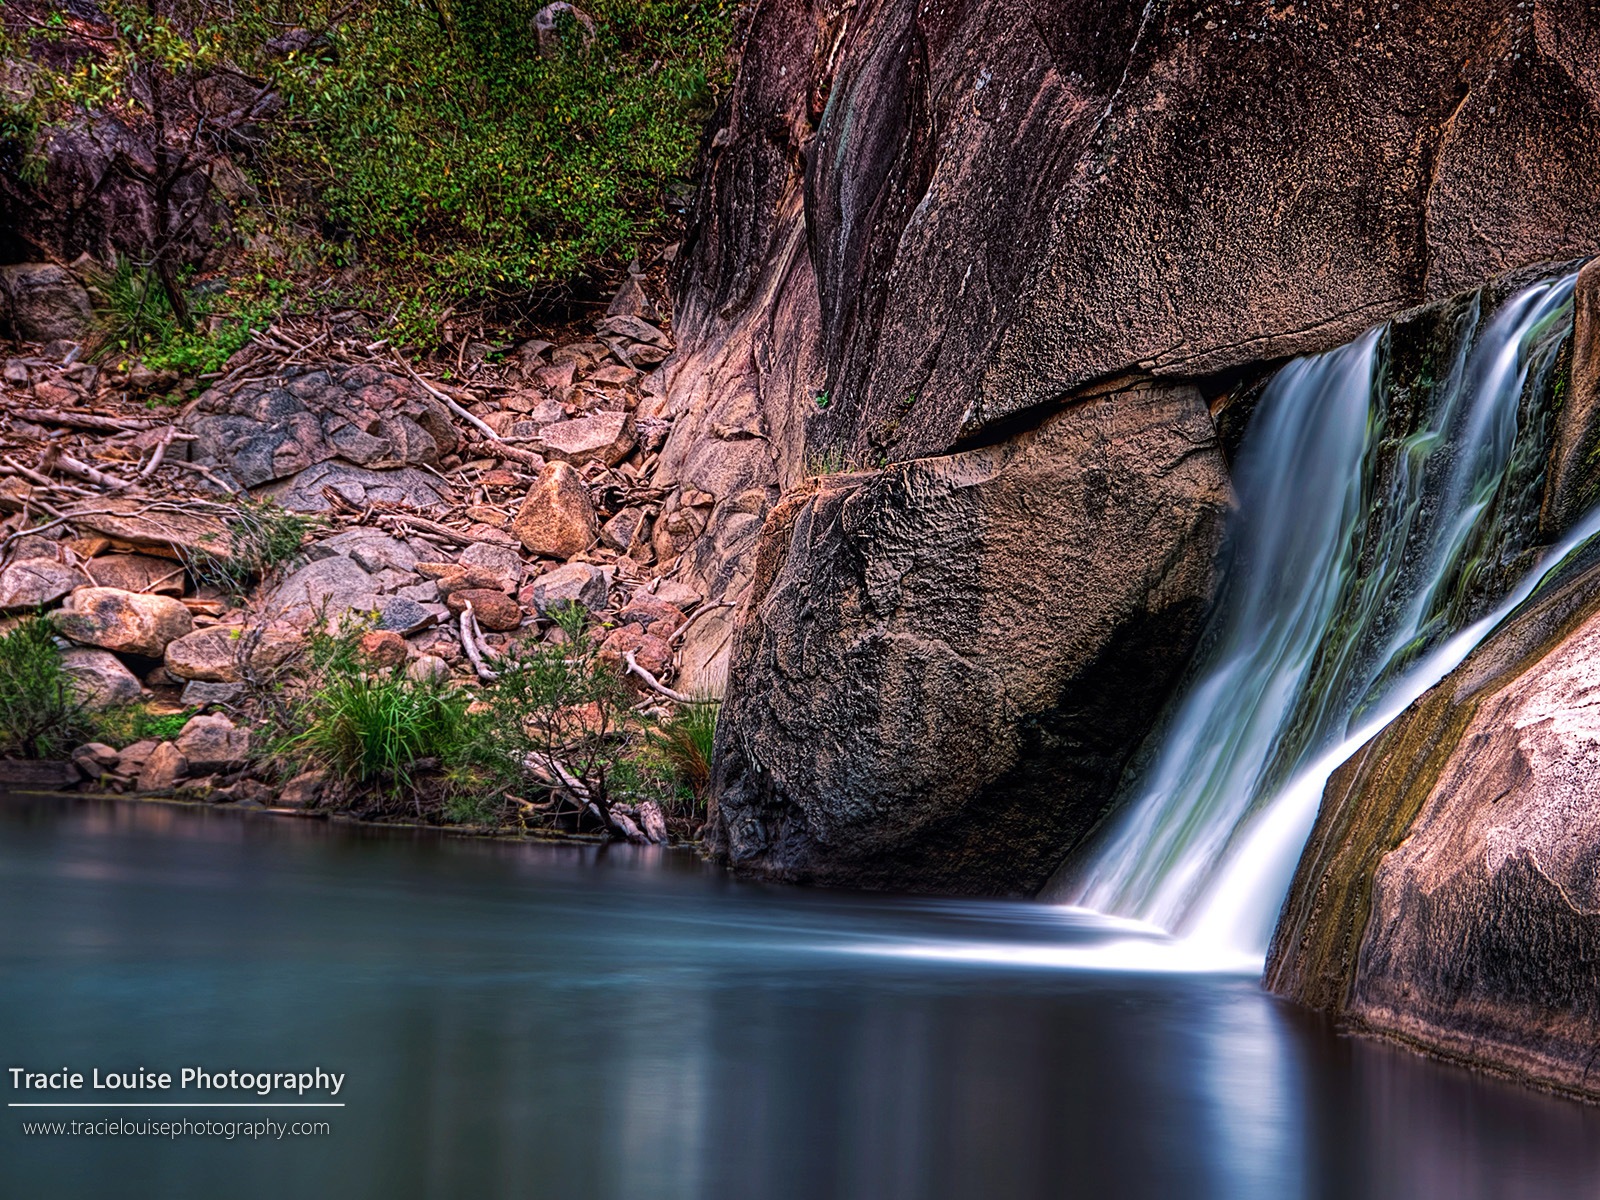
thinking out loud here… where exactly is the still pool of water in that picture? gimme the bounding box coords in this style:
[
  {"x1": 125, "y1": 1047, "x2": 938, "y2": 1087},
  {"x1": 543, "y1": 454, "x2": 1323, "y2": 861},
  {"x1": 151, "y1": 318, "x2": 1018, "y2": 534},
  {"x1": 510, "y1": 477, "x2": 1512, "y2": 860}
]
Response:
[{"x1": 3, "y1": 795, "x2": 1598, "y2": 1199}]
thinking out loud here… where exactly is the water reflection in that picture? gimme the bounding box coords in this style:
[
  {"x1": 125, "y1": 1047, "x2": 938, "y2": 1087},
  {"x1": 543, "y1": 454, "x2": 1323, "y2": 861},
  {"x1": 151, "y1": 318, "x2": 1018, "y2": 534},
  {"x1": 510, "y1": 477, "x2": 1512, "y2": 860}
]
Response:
[{"x1": 1, "y1": 795, "x2": 1597, "y2": 1199}]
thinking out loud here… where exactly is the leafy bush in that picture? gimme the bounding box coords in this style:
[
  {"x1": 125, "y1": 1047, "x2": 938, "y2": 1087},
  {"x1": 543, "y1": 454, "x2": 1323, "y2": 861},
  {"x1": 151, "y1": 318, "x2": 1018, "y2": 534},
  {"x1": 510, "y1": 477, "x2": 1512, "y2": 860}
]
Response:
[
  {"x1": 471, "y1": 603, "x2": 640, "y2": 811},
  {"x1": 264, "y1": 0, "x2": 733, "y2": 300},
  {"x1": 89, "y1": 257, "x2": 289, "y2": 378},
  {"x1": 0, "y1": 615, "x2": 94, "y2": 759},
  {"x1": 185, "y1": 499, "x2": 318, "y2": 595}
]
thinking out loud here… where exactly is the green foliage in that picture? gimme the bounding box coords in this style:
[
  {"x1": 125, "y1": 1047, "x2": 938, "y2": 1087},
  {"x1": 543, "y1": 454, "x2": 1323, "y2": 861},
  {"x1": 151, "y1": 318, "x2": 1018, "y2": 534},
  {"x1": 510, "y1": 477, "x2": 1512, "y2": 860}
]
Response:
[
  {"x1": 282, "y1": 622, "x2": 472, "y2": 790},
  {"x1": 89, "y1": 258, "x2": 289, "y2": 378},
  {"x1": 644, "y1": 699, "x2": 718, "y2": 815},
  {"x1": 264, "y1": 0, "x2": 733, "y2": 300},
  {"x1": 0, "y1": 615, "x2": 94, "y2": 760},
  {"x1": 92, "y1": 704, "x2": 196, "y2": 747},
  {"x1": 471, "y1": 603, "x2": 639, "y2": 808}
]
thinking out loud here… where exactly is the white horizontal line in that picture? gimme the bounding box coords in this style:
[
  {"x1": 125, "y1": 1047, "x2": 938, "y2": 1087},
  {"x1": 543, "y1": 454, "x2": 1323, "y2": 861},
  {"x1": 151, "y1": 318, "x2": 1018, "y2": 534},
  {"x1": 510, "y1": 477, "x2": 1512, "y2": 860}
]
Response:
[{"x1": 7, "y1": 1103, "x2": 345, "y2": 1108}]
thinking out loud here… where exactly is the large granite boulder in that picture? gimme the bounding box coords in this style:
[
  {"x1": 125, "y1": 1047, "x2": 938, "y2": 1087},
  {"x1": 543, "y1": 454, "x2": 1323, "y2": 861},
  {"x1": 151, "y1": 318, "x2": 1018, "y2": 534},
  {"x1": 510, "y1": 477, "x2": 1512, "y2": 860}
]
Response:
[
  {"x1": 1267, "y1": 551, "x2": 1600, "y2": 1101},
  {"x1": 55, "y1": 587, "x2": 194, "y2": 658},
  {"x1": 186, "y1": 364, "x2": 460, "y2": 491},
  {"x1": 707, "y1": 382, "x2": 1229, "y2": 895}
]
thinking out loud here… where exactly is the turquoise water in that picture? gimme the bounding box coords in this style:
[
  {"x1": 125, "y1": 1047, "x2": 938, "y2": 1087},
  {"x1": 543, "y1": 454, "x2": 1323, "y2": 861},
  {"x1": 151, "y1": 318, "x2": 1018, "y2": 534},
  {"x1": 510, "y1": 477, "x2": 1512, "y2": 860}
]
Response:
[{"x1": 3, "y1": 795, "x2": 1599, "y2": 1199}]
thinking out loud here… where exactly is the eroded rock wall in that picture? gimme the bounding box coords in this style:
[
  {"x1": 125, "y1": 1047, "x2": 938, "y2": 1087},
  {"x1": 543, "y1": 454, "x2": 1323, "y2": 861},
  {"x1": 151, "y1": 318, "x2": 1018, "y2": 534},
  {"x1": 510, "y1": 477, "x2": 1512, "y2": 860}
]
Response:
[
  {"x1": 1267, "y1": 550, "x2": 1600, "y2": 1100},
  {"x1": 658, "y1": 0, "x2": 1600, "y2": 890}
]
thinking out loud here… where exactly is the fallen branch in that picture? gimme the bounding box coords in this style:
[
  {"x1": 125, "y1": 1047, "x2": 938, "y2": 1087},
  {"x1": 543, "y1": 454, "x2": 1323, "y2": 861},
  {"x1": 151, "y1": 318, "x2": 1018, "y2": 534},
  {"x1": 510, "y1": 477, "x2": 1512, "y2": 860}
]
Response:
[
  {"x1": 459, "y1": 603, "x2": 499, "y2": 682},
  {"x1": 13, "y1": 408, "x2": 158, "y2": 433},
  {"x1": 138, "y1": 427, "x2": 178, "y2": 479},
  {"x1": 391, "y1": 354, "x2": 503, "y2": 443},
  {"x1": 378, "y1": 513, "x2": 474, "y2": 546},
  {"x1": 622, "y1": 649, "x2": 693, "y2": 703},
  {"x1": 43, "y1": 449, "x2": 129, "y2": 491}
]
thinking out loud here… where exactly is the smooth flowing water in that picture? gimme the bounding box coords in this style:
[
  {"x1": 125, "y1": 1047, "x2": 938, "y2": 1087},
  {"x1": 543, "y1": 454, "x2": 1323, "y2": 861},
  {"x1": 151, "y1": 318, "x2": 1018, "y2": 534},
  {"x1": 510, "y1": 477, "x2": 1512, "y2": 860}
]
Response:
[
  {"x1": 1058, "y1": 273, "x2": 1584, "y2": 959},
  {"x1": 5, "y1": 795, "x2": 1600, "y2": 1200}
]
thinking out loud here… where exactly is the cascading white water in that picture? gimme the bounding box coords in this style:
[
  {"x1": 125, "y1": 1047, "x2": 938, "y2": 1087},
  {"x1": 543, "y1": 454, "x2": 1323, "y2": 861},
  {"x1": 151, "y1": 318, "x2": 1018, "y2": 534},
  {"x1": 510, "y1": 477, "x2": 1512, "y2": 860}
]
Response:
[{"x1": 1051, "y1": 272, "x2": 1586, "y2": 964}]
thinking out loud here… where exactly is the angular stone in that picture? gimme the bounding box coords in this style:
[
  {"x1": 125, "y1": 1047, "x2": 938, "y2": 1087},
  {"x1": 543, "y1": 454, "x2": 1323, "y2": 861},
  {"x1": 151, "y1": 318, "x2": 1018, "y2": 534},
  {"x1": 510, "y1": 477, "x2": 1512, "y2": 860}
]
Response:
[
  {"x1": 180, "y1": 680, "x2": 244, "y2": 708},
  {"x1": 60, "y1": 647, "x2": 143, "y2": 710},
  {"x1": 513, "y1": 462, "x2": 599, "y2": 559},
  {"x1": 445, "y1": 588, "x2": 522, "y2": 631},
  {"x1": 0, "y1": 263, "x2": 92, "y2": 342},
  {"x1": 357, "y1": 630, "x2": 409, "y2": 667},
  {"x1": 306, "y1": 529, "x2": 420, "y2": 575},
  {"x1": 64, "y1": 500, "x2": 233, "y2": 565},
  {"x1": 406, "y1": 655, "x2": 450, "y2": 684},
  {"x1": 531, "y1": 562, "x2": 608, "y2": 616},
  {"x1": 115, "y1": 739, "x2": 160, "y2": 775},
  {"x1": 457, "y1": 541, "x2": 525, "y2": 592},
  {"x1": 56, "y1": 588, "x2": 195, "y2": 658},
  {"x1": 538, "y1": 411, "x2": 635, "y2": 468},
  {"x1": 163, "y1": 626, "x2": 245, "y2": 682},
  {"x1": 137, "y1": 741, "x2": 188, "y2": 790},
  {"x1": 256, "y1": 461, "x2": 454, "y2": 513},
  {"x1": 174, "y1": 714, "x2": 250, "y2": 773},
  {"x1": 267, "y1": 556, "x2": 373, "y2": 619},
  {"x1": 601, "y1": 508, "x2": 647, "y2": 554},
  {"x1": 605, "y1": 276, "x2": 659, "y2": 322},
  {"x1": 80, "y1": 553, "x2": 186, "y2": 596},
  {"x1": 0, "y1": 559, "x2": 89, "y2": 611},
  {"x1": 278, "y1": 769, "x2": 329, "y2": 808},
  {"x1": 617, "y1": 595, "x2": 686, "y2": 635},
  {"x1": 600, "y1": 624, "x2": 673, "y2": 676}
]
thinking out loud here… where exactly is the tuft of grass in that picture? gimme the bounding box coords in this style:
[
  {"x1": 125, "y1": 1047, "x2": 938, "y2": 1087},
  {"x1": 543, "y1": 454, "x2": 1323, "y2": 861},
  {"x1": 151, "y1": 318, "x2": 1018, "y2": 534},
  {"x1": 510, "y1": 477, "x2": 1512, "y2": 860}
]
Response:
[
  {"x1": 87, "y1": 258, "x2": 288, "y2": 378},
  {"x1": 646, "y1": 700, "x2": 718, "y2": 804},
  {"x1": 92, "y1": 704, "x2": 196, "y2": 747},
  {"x1": 286, "y1": 667, "x2": 471, "y2": 791},
  {"x1": 0, "y1": 615, "x2": 95, "y2": 759}
]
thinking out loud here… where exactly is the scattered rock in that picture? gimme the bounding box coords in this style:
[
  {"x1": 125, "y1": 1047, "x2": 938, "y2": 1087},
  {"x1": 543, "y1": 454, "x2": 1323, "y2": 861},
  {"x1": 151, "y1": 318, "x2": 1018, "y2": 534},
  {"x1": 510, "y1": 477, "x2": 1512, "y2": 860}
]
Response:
[
  {"x1": 617, "y1": 595, "x2": 686, "y2": 635},
  {"x1": 278, "y1": 769, "x2": 329, "y2": 808},
  {"x1": 457, "y1": 541, "x2": 525, "y2": 591},
  {"x1": 216, "y1": 778, "x2": 274, "y2": 806},
  {"x1": 406, "y1": 655, "x2": 450, "y2": 684},
  {"x1": 180, "y1": 680, "x2": 244, "y2": 708},
  {"x1": 446, "y1": 588, "x2": 522, "y2": 631},
  {"x1": 80, "y1": 553, "x2": 187, "y2": 596},
  {"x1": 174, "y1": 713, "x2": 250, "y2": 773},
  {"x1": 431, "y1": 563, "x2": 515, "y2": 597},
  {"x1": 0, "y1": 263, "x2": 93, "y2": 342},
  {"x1": 601, "y1": 508, "x2": 648, "y2": 554},
  {"x1": 306, "y1": 529, "x2": 420, "y2": 575},
  {"x1": 163, "y1": 626, "x2": 247, "y2": 682},
  {"x1": 137, "y1": 741, "x2": 188, "y2": 790},
  {"x1": 600, "y1": 624, "x2": 673, "y2": 676},
  {"x1": 115, "y1": 739, "x2": 160, "y2": 775},
  {"x1": 538, "y1": 411, "x2": 635, "y2": 467},
  {"x1": 513, "y1": 462, "x2": 599, "y2": 558},
  {"x1": 267, "y1": 556, "x2": 373, "y2": 619},
  {"x1": 605, "y1": 276, "x2": 659, "y2": 322},
  {"x1": 360, "y1": 594, "x2": 436, "y2": 635},
  {"x1": 70, "y1": 742, "x2": 120, "y2": 779},
  {"x1": 531, "y1": 562, "x2": 608, "y2": 615},
  {"x1": 56, "y1": 587, "x2": 195, "y2": 657},
  {"x1": 60, "y1": 648, "x2": 144, "y2": 709},
  {"x1": 357, "y1": 630, "x2": 409, "y2": 667},
  {"x1": 63, "y1": 500, "x2": 233, "y2": 564},
  {"x1": 0, "y1": 559, "x2": 89, "y2": 611},
  {"x1": 256, "y1": 461, "x2": 455, "y2": 513}
]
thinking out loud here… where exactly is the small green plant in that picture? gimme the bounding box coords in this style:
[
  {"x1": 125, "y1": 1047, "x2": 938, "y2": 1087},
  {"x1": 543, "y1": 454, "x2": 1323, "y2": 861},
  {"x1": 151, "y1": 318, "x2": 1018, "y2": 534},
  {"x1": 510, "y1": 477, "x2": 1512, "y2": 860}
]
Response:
[
  {"x1": 186, "y1": 499, "x2": 318, "y2": 595},
  {"x1": 645, "y1": 699, "x2": 719, "y2": 815},
  {"x1": 471, "y1": 603, "x2": 640, "y2": 821},
  {"x1": 0, "y1": 615, "x2": 95, "y2": 759},
  {"x1": 814, "y1": 389, "x2": 832, "y2": 410},
  {"x1": 92, "y1": 704, "x2": 196, "y2": 747}
]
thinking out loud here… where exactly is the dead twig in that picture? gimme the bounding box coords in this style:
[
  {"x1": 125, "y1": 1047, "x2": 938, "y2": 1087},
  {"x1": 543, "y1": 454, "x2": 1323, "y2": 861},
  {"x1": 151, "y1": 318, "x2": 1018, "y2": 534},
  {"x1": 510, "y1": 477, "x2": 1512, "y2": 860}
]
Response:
[{"x1": 622, "y1": 649, "x2": 693, "y2": 703}]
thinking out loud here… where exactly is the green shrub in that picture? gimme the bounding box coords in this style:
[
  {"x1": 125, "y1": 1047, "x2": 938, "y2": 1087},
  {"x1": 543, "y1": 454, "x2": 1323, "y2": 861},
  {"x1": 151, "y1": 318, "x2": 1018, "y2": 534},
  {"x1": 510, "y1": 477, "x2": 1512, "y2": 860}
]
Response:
[
  {"x1": 92, "y1": 704, "x2": 196, "y2": 748},
  {"x1": 471, "y1": 603, "x2": 640, "y2": 812},
  {"x1": 89, "y1": 258, "x2": 290, "y2": 379},
  {"x1": 0, "y1": 615, "x2": 94, "y2": 760},
  {"x1": 264, "y1": 0, "x2": 733, "y2": 301},
  {"x1": 185, "y1": 499, "x2": 318, "y2": 596}
]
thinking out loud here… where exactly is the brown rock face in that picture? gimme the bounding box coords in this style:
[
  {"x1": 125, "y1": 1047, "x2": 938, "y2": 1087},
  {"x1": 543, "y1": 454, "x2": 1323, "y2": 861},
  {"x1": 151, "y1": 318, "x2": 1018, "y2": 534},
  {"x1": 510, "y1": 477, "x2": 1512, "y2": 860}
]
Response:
[
  {"x1": 707, "y1": 382, "x2": 1229, "y2": 894},
  {"x1": 1267, "y1": 555, "x2": 1600, "y2": 1100},
  {"x1": 512, "y1": 462, "x2": 599, "y2": 559},
  {"x1": 174, "y1": 714, "x2": 249, "y2": 774},
  {"x1": 0, "y1": 559, "x2": 89, "y2": 611},
  {"x1": 56, "y1": 587, "x2": 195, "y2": 658},
  {"x1": 445, "y1": 588, "x2": 522, "y2": 632}
]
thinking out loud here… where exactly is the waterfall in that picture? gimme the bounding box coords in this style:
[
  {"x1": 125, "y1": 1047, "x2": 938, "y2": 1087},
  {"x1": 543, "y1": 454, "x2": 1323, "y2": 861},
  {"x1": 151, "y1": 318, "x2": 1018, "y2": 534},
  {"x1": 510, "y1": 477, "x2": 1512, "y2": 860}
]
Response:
[{"x1": 1050, "y1": 271, "x2": 1585, "y2": 963}]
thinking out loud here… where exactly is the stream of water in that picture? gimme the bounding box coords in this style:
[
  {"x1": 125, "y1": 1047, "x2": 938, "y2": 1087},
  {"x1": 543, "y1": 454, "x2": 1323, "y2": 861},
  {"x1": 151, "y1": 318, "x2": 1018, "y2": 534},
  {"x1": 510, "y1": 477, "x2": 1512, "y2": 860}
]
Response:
[{"x1": 1054, "y1": 272, "x2": 1587, "y2": 962}]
